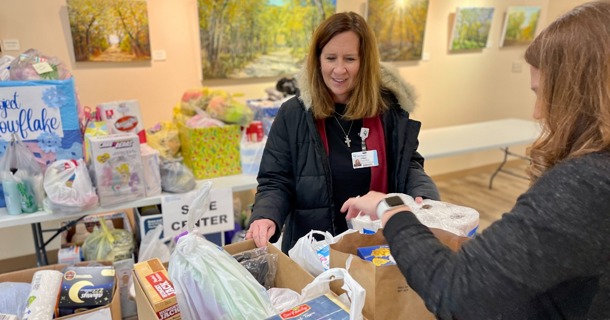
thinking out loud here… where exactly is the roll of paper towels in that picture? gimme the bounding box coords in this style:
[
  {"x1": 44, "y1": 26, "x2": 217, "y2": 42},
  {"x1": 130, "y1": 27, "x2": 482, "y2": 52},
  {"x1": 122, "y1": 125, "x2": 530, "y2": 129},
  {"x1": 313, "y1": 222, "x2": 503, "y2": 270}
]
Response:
[{"x1": 22, "y1": 270, "x2": 63, "y2": 320}]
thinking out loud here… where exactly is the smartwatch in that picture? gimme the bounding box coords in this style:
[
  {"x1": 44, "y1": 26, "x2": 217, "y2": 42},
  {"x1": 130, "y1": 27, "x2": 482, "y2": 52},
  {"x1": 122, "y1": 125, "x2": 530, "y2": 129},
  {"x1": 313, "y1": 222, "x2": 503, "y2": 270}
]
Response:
[{"x1": 376, "y1": 195, "x2": 406, "y2": 220}]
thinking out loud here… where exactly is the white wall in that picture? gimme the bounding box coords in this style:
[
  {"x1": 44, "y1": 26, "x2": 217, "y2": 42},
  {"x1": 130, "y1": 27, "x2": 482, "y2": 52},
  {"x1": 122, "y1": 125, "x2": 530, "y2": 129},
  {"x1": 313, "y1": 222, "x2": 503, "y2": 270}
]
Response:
[{"x1": 0, "y1": 0, "x2": 588, "y2": 260}]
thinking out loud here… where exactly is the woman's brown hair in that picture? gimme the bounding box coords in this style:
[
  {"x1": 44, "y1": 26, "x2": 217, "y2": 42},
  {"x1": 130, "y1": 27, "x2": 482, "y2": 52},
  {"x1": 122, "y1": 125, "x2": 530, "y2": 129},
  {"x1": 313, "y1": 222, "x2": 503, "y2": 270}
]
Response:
[
  {"x1": 524, "y1": 0, "x2": 610, "y2": 182},
  {"x1": 306, "y1": 12, "x2": 387, "y2": 120}
]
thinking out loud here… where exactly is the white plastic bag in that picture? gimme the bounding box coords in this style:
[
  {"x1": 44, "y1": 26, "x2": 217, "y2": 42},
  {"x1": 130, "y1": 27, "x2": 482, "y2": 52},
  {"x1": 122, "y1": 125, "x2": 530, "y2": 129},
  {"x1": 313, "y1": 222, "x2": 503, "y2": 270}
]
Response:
[
  {"x1": 43, "y1": 159, "x2": 98, "y2": 213},
  {"x1": 300, "y1": 267, "x2": 366, "y2": 320},
  {"x1": 137, "y1": 224, "x2": 171, "y2": 263},
  {"x1": 168, "y1": 181, "x2": 277, "y2": 320},
  {"x1": 288, "y1": 230, "x2": 335, "y2": 276}
]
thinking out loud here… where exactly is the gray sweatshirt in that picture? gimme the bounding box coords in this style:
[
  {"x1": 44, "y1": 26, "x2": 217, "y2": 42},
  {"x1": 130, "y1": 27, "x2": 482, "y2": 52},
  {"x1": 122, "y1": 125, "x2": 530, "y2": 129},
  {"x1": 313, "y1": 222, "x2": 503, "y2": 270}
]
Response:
[{"x1": 384, "y1": 152, "x2": 610, "y2": 319}]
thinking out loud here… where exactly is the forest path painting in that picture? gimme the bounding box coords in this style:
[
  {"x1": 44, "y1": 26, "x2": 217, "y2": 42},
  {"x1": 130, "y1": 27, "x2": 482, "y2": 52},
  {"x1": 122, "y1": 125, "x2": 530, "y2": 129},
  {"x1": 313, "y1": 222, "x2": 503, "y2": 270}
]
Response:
[
  {"x1": 198, "y1": 0, "x2": 336, "y2": 80},
  {"x1": 228, "y1": 47, "x2": 301, "y2": 78},
  {"x1": 67, "y1": 0, "x2": 151, "y2": 62}
]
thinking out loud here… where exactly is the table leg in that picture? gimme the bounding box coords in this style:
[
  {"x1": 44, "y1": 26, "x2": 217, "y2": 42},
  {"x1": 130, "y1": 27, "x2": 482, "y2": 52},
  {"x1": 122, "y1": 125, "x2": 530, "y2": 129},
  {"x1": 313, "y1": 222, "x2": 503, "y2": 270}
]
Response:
[
  {"x1": 489, "y1": 147, "x2": 530, "y2": 189},
  {"x1": 31, "y1": 223, "x2": 49, "y2": 266}
]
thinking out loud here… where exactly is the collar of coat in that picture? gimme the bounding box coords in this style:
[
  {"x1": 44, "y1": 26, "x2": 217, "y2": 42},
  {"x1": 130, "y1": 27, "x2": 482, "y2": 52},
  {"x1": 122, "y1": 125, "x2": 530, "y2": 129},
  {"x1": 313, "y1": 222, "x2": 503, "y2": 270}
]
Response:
[{"x1": 296, "y1": 62, "x2": 417, "y2": 113}]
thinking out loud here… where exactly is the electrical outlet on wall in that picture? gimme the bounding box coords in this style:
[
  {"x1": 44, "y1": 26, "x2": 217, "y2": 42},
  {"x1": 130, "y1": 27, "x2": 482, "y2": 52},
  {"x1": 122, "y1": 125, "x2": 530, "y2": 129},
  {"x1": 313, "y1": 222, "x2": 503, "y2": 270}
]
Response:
[
  {"x1": 1, "y1": 39, "x2": 20, "y2": 51},
  {"x1": 152, "y1": 50, "x2": 166, "y2": 61},
  {"x1": 512, "y1": 61, "x2": 523, "y2": 73}
]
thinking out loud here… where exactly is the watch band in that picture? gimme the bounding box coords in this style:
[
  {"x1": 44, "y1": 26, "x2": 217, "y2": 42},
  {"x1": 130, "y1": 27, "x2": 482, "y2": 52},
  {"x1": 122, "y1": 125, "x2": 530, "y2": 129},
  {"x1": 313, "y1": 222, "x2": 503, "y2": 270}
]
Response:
[{"x1": 376, "y1": 195, "x2": 405, "y2": 220}]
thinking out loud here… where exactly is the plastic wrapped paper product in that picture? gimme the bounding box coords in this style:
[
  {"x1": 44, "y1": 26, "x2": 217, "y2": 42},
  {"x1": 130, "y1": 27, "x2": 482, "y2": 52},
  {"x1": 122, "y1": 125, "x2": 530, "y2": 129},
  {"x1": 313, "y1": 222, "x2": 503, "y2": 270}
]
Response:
[
  {"x1": 0, "y1": 282, "x2": 31, "y2": 319},
  {"x1": 396, "y1": 194, "x2": 480, "y2": 238},
  {"x1": 350, "y1": 194, "x2": 479, "y2": 238},
  {"x1": 168, "y1": 181, "x2": 277, "y2": 320},
  {"x1": 22, "y1": 270, "x2": 63, "y2": 320}
]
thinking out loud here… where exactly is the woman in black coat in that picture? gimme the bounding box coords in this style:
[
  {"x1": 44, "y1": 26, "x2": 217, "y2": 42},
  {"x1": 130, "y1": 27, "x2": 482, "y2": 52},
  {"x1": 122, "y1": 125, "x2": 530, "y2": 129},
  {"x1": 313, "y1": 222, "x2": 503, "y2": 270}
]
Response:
[{"x1": 246, "y1": 12, "x2": 439, "y2": 253}]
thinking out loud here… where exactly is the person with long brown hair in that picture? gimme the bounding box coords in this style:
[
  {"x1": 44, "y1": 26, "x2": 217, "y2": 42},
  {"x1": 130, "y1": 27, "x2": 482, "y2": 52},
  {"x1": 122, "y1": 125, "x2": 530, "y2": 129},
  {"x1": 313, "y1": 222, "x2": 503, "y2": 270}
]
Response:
[
  {"x1": 246, "y1": 11, "x2": 439, "y2": 253},
  {"x1": 341, "y1": 1, "x2": 610, "y2": 318}
]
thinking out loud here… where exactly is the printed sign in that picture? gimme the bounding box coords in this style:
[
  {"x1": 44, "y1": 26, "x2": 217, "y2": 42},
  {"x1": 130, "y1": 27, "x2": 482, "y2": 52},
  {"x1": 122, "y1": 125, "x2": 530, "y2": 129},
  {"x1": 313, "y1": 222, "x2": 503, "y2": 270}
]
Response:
[
  {"x1": 0, "y1": 85, "x2": 64, "y2": 141},
  {"x1": 161, "y1": 188, "x2": 234, "y2": 239}
]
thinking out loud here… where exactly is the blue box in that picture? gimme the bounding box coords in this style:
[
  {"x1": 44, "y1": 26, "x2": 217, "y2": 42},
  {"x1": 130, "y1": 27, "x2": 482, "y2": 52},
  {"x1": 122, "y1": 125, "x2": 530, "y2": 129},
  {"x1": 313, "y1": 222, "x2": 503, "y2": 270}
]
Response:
[
  {"x1": 0, "y1": 78, "x2": 83, "y2": 207},
  {"x1": 266, "y1": 294, "x2": 349, "y2": 320},
  {"x1": 356, "y1": 244, "x2": 396, "y2": 266}
]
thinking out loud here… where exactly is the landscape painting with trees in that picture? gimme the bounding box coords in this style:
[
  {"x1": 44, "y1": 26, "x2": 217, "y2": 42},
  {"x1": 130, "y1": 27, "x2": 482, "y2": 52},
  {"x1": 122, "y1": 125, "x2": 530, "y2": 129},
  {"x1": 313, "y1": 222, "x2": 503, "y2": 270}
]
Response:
[
  {"x1": 67, "y1": 0, "x2": 151, "y2": 62},
  {"x1": 198, "y1": 0, "x2": 336, "y2": 80},
  {"x1": 449, "y1": 7, "x2": 495, "y2": 51},
  {"x1": 500, "y1": 6, "x2": 541, "y2": 47},
  {"x1": 367, "y1": 0, "x2": 430, "y2": 61}
]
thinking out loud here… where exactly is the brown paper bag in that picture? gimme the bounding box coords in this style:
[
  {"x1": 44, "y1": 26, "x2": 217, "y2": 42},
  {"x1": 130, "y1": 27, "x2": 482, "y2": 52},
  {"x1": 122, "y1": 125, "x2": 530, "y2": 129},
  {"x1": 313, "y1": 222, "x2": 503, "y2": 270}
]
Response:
[{"x1": 329, "y1": 229, "x2": 466, "y2": 320}]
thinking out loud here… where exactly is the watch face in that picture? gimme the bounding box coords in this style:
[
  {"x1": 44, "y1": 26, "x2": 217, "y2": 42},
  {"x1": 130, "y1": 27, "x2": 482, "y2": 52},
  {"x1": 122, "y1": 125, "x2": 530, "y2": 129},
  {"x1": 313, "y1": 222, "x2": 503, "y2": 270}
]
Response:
[{"x1": 385, "y1": 195, "x2": 405, "y2": 207}]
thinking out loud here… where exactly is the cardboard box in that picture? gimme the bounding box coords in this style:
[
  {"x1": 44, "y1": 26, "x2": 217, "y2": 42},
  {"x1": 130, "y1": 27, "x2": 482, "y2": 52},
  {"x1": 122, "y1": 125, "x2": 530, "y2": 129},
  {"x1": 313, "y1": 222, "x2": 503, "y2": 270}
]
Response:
[
  {"x1": 114, "y1": 258, "x2": 137, "y2": 318},
  {"x1": 356, "y1": 245, "x2": 396, "y2": 266},
  {"x1": 265, "y1": 294, "x2": 349, "y2": 320},
  {"x1": 61, "y1": 211, "x2": 132, "y2": 248},
  {"x1": 86, "y1": 134, "x2": 145, "y2": 207},
  {"x1": 0, "y1": 263, "x2": 121, "y2": 320},
  {"x1": 56, "y1": 265, "x2": 116, "y2": 316},
  {"x1": 133, "y1": 258, "x2": 181, "y2": 320},
  {"x1": 134, "y1": 205, "x2": 163, "y2": 244},
  {"x1": 177, "y1": 122, "x2": 241, "y2": 179},
  {"x1": 96, "y1": 100, "x2": 147, "y2": 144}
]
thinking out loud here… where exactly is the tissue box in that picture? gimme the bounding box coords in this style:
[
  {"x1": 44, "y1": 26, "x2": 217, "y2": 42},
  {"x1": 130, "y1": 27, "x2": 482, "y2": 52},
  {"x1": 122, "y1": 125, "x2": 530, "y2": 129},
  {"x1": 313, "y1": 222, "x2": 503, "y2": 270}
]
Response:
[
  {"x1": 97, "y1": 100, "x2": 147, "y2": 144},
  {"x1": 86, "y1": 134, "x2": 145, "y2": 206},
  {"x1": 140, "y1": 144, "x2": 162, "y2": 197},
  {"x1": 177, "y1": 122, "x2": 241, "y2": 179}
]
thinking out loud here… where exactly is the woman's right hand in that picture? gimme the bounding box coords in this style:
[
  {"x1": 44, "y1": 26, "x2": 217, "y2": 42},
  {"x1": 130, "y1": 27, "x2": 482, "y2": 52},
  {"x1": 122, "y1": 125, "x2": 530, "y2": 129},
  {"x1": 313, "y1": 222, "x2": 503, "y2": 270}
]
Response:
[{"x1": 245, "y1": 218, "x2": 276, "y2": 248}]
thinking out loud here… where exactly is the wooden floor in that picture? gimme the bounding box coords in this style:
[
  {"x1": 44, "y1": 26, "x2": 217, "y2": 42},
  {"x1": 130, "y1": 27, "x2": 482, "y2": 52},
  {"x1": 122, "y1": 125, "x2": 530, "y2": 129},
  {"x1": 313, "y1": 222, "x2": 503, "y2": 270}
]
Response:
[{"x1": 433, "y1": 160, "x2": 530, "y2": 231}]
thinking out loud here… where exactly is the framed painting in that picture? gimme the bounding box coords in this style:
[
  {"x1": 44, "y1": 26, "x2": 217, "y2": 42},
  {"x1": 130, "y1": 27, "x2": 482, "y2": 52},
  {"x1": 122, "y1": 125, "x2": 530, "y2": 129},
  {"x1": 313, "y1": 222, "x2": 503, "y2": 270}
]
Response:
[
  {"x1": 449, "y1": 7, "x2": 495, "y2": 51},
  {"x1": 67, "y1": 0, "x2": 151, "y2": 62},
  {"x1": 367, "y1": 0, "x2": 430, "y2": 61},
  {"x1": 198, "y1": 0, "x2": 336, "y2": 80},
  {"x1": 500, "y1": 6, "x2": 541, "y2": 47}
]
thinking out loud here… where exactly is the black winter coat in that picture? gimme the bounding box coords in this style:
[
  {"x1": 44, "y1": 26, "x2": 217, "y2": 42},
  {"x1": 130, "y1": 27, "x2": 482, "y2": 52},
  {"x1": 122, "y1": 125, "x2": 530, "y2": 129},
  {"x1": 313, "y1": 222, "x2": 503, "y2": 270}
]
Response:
[{"x1": 251, "y1": 65, "x2": 439, "y2": 253}]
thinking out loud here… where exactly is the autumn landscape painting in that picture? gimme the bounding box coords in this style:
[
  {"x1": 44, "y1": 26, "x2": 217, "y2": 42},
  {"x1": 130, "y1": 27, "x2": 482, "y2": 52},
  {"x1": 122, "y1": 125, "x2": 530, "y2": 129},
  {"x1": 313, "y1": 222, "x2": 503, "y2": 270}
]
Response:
[
  {"x1": 500, "y1": 6, "x2": 541, "y2": 47},
  {"x1": 449, "y1": 7, "x2": 495, "y2": 51},
  {"x1": 367, "y1": 0, "x2": 430, "y2": 61},
  {"x1": 198, "y1": 0, "x2": 336, "y2": 80},
  {"x1": 67, "y1": 0, "x2": 151, "y2": 62}
]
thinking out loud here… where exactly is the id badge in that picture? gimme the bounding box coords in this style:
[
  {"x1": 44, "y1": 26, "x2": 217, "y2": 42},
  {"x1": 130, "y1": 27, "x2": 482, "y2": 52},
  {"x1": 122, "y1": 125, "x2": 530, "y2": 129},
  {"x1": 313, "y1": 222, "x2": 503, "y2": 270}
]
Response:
[{"x1": 352, "y1": 150, "x2": 379, "y2": 169}]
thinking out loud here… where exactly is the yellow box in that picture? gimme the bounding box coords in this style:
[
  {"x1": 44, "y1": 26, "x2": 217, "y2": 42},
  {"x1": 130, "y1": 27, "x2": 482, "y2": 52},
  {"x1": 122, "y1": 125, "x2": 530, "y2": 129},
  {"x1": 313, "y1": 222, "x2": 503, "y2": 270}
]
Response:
[
  {"x1": 133, "y1": 258, "x2": 181, "y2": 320},
  {"x1": 177, "y1": 122, "x2": 241, "y2": 179}
]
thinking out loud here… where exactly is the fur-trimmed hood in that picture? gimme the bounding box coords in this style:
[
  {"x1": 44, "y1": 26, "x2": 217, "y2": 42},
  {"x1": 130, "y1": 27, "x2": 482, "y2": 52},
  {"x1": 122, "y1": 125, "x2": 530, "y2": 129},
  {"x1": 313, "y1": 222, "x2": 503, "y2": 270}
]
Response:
[{"x1": 296, "y1": 62, "x2": 417, "y2": 113}]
